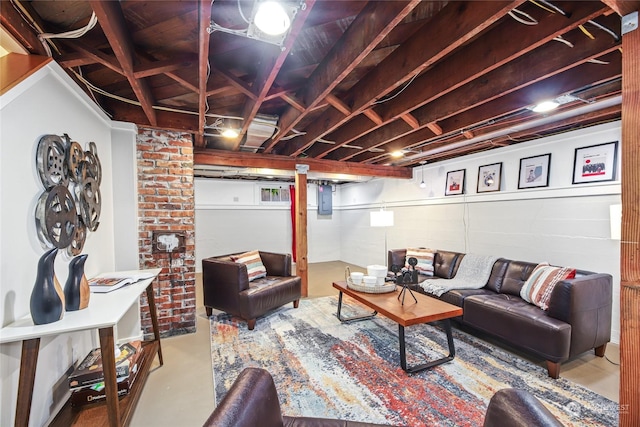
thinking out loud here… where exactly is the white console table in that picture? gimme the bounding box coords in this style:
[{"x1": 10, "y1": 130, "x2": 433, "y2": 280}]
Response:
[{"x1": 0, "y1": 269, "x2": 163, "y2": 427}]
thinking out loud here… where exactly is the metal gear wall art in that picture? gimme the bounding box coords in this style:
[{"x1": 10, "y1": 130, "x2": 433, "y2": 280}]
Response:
[{"x1": 35, "y1": 134, "x2": 102, "y2": 256}]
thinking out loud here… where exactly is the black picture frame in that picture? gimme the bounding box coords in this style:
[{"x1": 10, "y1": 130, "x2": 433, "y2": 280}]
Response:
[
  {"x1": 477, "y1": 162, "x2": 502, "y2": 193},
  {"x1": 572, "y1": 141, "x2": 618, "y2": 184},
  {"x1": 518, "y1": 153, "x2": 551, "y2": 189},
  {"x1": 445, "y1": 169, "x2": 465, "y2": 196}
]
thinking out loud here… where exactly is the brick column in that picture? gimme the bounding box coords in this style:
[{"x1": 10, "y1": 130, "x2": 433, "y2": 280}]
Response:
[{"x1": 136, "y1": 128, "x2": 196, "y2": 337}]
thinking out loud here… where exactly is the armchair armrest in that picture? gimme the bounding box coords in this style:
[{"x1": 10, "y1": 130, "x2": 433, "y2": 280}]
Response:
[
  {"x1": 259, "y1": 251, "x2": 292, "y2": 276},
  {"x1": 202, "y1": 258, "x2": 250, "y2": 316},
  {"x1": 547, "y1": 273, "x2": 612, "y2": 356}
]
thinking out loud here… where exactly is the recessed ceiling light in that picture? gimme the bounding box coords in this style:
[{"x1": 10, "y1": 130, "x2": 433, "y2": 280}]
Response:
[{"x1": 254, "y1": 2, "x2": 291, "y2": 36}]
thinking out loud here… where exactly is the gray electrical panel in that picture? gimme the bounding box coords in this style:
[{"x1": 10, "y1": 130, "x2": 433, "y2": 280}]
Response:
[{"x1": 318, "y1": 184, "x2": 332, "y2": 215}]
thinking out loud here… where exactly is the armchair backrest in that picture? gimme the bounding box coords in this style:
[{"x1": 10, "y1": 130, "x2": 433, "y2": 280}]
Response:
[{"x1": 203, "y1": 368, "x2": 284, "y2": 427}]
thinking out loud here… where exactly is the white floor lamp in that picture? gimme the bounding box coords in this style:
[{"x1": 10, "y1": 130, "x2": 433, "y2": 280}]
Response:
[{"x1": 370, "y1": 208, "x2": 394, "y2": 266}]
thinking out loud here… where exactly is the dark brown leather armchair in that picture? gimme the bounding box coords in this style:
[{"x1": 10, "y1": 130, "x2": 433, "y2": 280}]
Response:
[
  {"x1": 202, "y1": 251, "x2": 301, "y2": 330},
  {"x1": 483, "y1": 388, "x2": 564, "y2": 427},
  {"x1": 203, "y1": 368, "x2": 396, "y2": 427}
]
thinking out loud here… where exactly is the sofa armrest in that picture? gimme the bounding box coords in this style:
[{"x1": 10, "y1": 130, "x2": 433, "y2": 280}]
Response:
[
  {"x1": 260, "y1": 251, "x2": 292, "y2": 276},
  {"x1": 203, "y1": 368, "x2": 284, "y2": 427},
  {"x1": 547, "y1": 273, "x2": 612, "y2": 356}
]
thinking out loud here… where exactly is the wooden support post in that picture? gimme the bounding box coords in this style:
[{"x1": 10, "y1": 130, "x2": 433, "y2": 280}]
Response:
[
  {"x1": 295, "y1": 165, "x2": 309, "y2": 297},
  {"x1": 620, "y1": 9, "x2": 640, "y2": 427}
]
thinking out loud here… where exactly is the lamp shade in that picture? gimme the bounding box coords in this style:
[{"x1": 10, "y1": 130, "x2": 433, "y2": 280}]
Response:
[{"x1": 370, "y1": 210, "x2": 394, "y2": 227}]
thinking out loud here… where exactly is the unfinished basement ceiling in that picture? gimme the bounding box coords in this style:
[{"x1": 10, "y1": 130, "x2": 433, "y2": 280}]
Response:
[{"x1": 1, "y1": 0, "x2": 624, "y2": 178}]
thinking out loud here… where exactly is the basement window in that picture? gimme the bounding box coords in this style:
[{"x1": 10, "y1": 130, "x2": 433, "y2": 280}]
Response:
[{"x1": 260, "y1": 186, "x2": 290, "y2": 204}]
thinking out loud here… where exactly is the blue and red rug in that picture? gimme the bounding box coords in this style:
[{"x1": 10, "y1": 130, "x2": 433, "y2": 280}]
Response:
[{"x1": 210, "y1": 296, "x2": 617, "y2": 426}]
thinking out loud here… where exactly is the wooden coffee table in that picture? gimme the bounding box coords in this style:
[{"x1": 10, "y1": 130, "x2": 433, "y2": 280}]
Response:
[{"x1": 332, "y1": 281, "x2": 463, "y2": 373}]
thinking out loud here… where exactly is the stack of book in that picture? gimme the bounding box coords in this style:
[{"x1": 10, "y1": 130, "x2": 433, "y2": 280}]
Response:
[{"x1": 68, "y1": 341, "x2": 145, "y2": 407}]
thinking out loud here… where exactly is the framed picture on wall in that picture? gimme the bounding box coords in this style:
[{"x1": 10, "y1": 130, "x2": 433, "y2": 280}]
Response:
[
  {"x1": 445, "y1": 169, "x2": 465, "y2": 196},
  {"x1": 477, "y1": 162, "x2": 502, "y2": 193},
  {"x1": 518, "y1": 153, "x2": 551, "y2": 189},
  {"x1": 572, "y1": 141, "x2": 618, "y2": 184}
]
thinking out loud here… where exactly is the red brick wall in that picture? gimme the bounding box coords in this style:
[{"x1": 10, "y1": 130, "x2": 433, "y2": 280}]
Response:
[{"x1": 136, "y1": 128, "x2": 196, "y2": 337}]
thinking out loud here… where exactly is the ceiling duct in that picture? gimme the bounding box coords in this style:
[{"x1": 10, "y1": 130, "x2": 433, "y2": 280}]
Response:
[{"x1": 241, "y1": 114, "x2": 279, "y2": 153}]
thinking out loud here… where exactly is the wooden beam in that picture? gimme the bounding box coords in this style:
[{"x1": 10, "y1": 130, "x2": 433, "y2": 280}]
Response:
[
  {"x1": 280, "y1": 92, "x2": 306, "y2": 112},
  {"x1": 427, "y1": 122, "x2": 443, "y2": 135},
  {"x1": 57, "y1": 52, "x2": 97, "y2": 68},
  {"x1": 235, "y1": 0, "x2": 317, "y2": 145},
  {"x1": 197, "y1": 0, "x2": 212, "y2": 147},
  {"x1": 0, "y1": 0, "x2": 49, "y2": 56},
  {"x1": 344, "y1": 63, "x2": 621, "y2": 163},
  {"x1": 332, "y1": 25, "x2": 620, "y2": 161},
  {"x1": 279, "y1": 1, "x2": 525, "y2": 157},
  {"x1": 264, "y1": 0, "x2": 421, "y2": 152},
  {"x1": 90, "y1": 1, "x2": 157, "y2": 125},
  {"x1": 166, "y1": 71, "x2": 199, "y2": 94},
  {"x1": 63, "y1": 40, "x2": 124, "y2": 75},
  {"x1": 294, "y1": 167, "x2": 308, "y2": 296},
  {"x1": 193, "y1": 149, "x2": 412, "y2": 179},
  {"x1": 326, "y1": 94, "x2": 351, "y2": 116},
  {"x1": 363, "y1": 108, "x2": 383, "y2": 126},
  {"x1": 134, "y1": 56, "x2": 196, "y2": 79},
  {"x1": 619, "y1": 7, "x2": 640, "y2": 427},
  {"x1": 401, "y1": 113, "x2": 420, "y2": 130},
  {"x1": 304, "y1": 1, "x2": 609, "y2": 160},
  {"x1": 601, "y1": 0, "x2": 640, "y2": 16},
  {"x1": 209, "y1": 64, "x2": 256, "y2": 100}
]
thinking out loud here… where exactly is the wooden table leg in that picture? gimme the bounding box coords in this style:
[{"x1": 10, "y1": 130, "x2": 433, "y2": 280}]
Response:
[
  {"x1": 146, "y1": 282, "x2": 163, "y2": 365},
  {"x1": 15, "y1": 338, "x2": 40, "y2": 427},
  {"x1": 99, "y1": 327, "x2": 120, "y2": 427}
]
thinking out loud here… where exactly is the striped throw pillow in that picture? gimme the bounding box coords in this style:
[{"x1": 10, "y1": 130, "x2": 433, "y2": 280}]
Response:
[
  {"x1": 231, "y1": 250, "x2": 267, "y2": 282},
  {"x1": 406, "y1": 248, "x2": 435, "y2": 276},
  {"x1": 520, "y1": 263, "x2": 576, "y2": 310}
]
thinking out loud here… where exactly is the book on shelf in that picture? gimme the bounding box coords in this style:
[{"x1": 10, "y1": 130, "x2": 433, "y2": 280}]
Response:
[
  {"x1": 68, "y1": 341, "x2": 142, "y2": 389},
  {"x1": 70, "y1": 346, "x2": 146, "y2": 407},
  {"x1": 89, "y1": 270, "x2": 156, "y2": 293}
]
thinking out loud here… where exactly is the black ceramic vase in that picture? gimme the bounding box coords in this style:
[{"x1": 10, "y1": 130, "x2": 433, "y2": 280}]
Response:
[
  {"x1": 30, "y1": 248, "x2": 65, "y2": 325},
  {"x1": 64, "y1": 254, "x2": 90, "y2": 311}
]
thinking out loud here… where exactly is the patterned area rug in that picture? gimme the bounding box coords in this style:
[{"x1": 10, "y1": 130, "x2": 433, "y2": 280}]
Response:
[{"x1": 210, "y1": 296, "x2": 617, "y2": 426}]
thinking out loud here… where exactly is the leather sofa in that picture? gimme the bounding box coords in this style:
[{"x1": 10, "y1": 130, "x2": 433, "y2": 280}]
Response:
[
  {"x1": 203, "y1": 367, "x2": 395, "y2": 427},
  {"x1": 389, "y1": 249, "x2": 612, "y2": 378},
  {"x1": 202, "y1": 251, "x2": 301, "y2": 330}
]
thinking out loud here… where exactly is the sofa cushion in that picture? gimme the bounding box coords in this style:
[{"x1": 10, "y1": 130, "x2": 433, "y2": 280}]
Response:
[
  {"x1": 439, "y1": 288, "x2": 495, "y2": 308},
  {"x1": 434, "y1": 251, "x2": 463, "y2": 279},
  {"x1": 520, "y1": 264, "x2": 576, "y2": 310},
  {"x1": 463, "y1": 294, "x2": 571, "y2": 361},
  {"x1": 405, "y1": 248, "x2": 435, "y2": 276},
  {"x1": 500, "y1": 260, "x2": 538, "y2": 296},
  {"x1": 231, "y1": 250, "x2": 267, "y2": 282},
  {"x1": 484, "y1": 258, "x2": 510, "y2": 293}
]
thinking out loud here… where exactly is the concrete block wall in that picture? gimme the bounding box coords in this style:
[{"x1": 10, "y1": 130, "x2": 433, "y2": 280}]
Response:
[{"x1": 136, "y1": 128, "x2": 196, "y2": 337}]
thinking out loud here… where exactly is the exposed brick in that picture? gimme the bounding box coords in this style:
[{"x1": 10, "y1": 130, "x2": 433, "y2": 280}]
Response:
[{"x1": 137, "y1": 128, "x2": 195, "y2": 338}]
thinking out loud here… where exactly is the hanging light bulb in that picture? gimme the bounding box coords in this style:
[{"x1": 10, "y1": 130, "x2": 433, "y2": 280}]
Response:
[
  {"x1": 254, "y1": 1, "x2": 291, "y2": 36},
  {"x1": 419, "y1": 161, "x2": 427, "y2": 188}
]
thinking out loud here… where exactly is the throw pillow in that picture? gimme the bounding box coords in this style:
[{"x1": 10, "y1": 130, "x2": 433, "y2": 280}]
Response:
[
  {"x1": 520, "y1": 263, "x2": 576, "y2": 310},
  {"x1": 405, "y1": 248, "x2": 435, "y2": 276},
  {"x1": 231, "y1": 250, "x2": 267, "y2": 282}
]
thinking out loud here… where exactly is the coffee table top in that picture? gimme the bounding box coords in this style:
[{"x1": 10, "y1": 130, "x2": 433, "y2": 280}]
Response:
[{"x1": 333, "y1": 281, "x2": 463, "y2": 327}]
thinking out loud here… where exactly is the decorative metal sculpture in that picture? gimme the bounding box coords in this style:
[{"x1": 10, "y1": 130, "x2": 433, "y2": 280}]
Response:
[{"x1": 34, "y1": 134, "x2": 102, "y2": 256}]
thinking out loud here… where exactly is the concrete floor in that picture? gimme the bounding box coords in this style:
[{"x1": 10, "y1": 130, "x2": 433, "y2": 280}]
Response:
[{"x1": 130, "y1": 261, "x2": 620, "y2": 426}]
